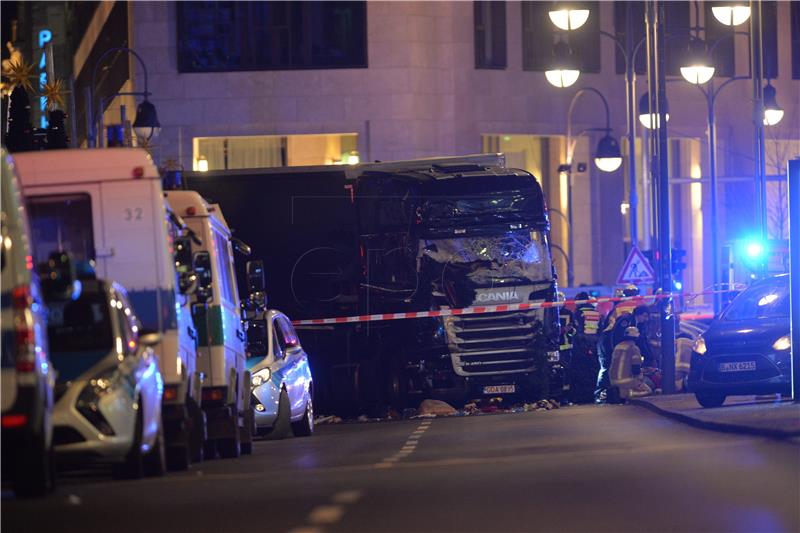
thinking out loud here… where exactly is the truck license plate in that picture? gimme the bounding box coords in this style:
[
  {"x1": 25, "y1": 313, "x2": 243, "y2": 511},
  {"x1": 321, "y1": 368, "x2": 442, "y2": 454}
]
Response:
[
  {"x1": 718, "y1": 361, "x2": 757, "y2": 372},
  {"x1": 483, "y1": 385, "x2": 515, "y2": 395}
]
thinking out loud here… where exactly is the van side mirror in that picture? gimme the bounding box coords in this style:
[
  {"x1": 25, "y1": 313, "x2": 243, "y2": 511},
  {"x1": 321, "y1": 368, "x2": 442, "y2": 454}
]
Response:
[
  {"x1": 246, "y1": 260, "x2": 265, "y2": 293},
  {"x1": 232, "y1": 237, "x2": 252, "y2": 257},
  {"x1": 39, "y1": 251, "x2": 78, "y2": 301},
  {"x1": 193, "y1": 251, "x2": 213, "y2": 303},
  {"x1": 245, "y1": 319, "x2": 268, "y2": 357}
]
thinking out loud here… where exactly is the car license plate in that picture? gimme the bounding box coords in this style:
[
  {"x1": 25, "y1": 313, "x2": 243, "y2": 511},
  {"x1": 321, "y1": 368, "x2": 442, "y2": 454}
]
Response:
[
  {"x1": 483, "y1": 385, "x2": 515, "y2": 395},
  {"x1": 718, "y1": 361, "x2": 757, "y2": 372}
]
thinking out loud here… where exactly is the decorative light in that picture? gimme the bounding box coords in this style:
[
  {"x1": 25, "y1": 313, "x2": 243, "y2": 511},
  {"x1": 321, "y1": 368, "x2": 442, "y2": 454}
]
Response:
[
  {"x1": 132, "y1": 99, "x2": 161, "y2": 141},
  {"x1": 711, "y1": 2, "x2": 751, "y2": 26},
  {"x1": 545, "y1": 41, "x2": 581, "y2": 88},
  {"x1": 680, "y1": 39, "x2": 715, "y2": 85},
  {"x1": 637, "y1": 92, "x2": 670, "y2": 129},
  {"x1": 594, "y1": 134, "x2": 622, "y2": 172},
  {"x1": 347, "y1": 151, "x2": 360, "y2": 165},
  {"x1": 762, "y1": 82, "x2": 784, "y2": 126},
  {"x1": 197, "y1": 156, "x2": 209, "y2": 172},
  {"x1": 548, "y1": 3, "x2": 590, "y2": 31}
]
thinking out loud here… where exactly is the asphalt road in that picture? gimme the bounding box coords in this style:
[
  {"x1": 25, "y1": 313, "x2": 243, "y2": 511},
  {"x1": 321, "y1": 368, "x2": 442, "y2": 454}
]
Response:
[{"x1": 3, "y1": 404, "x2": 799, "y2": 533}]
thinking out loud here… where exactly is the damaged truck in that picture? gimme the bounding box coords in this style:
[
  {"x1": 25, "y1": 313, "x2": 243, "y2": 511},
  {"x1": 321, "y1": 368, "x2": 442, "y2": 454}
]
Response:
[{"x1": 186, "y1": 155, "x2": 562, "y2": 415}]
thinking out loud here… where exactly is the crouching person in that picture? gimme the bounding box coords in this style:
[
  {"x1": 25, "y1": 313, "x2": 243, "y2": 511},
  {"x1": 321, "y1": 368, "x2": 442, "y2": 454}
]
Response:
[{"x1": 609, "y1": 327, "x2": 653, "y2": 401}]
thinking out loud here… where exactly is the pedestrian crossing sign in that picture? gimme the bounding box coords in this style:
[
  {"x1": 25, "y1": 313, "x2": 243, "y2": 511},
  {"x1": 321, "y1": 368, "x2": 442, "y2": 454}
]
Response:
[{"x1": 617, "y1": 247, "x2": 656, "y2": 285}]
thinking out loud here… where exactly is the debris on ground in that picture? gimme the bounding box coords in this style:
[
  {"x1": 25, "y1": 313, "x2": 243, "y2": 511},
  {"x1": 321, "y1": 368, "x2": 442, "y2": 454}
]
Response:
[
  {"x1": 417, "y1": 399, "x2": 458, "y2": 417},
  {"x1": 315, "y1": 415, "x2": 343, "y2": 425}
]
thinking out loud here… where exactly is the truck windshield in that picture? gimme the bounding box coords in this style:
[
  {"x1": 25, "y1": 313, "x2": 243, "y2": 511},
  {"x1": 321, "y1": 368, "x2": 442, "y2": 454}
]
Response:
[
  {"x1": 421, "y1": 230, "x2": 552, "y2": 285},
  {"x1": 27, "y1": 194, "x2": 96, "y2": 266}
]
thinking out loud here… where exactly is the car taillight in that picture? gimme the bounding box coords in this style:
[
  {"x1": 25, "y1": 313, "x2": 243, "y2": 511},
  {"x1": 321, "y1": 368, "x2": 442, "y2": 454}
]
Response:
[
  {"x1": 11, "y1": 285, "x2": 35, "y2": 372},
  {"x1": 1, "y1": 413, "x2": 28, "y2": 428}
]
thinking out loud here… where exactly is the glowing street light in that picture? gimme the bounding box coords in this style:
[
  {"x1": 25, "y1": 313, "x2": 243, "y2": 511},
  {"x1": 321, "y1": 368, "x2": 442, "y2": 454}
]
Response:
[
  {"x1": 594, "y1": 133, "x2": 623, "y2": 173},
  {"x1": 548, "y1": 2, "x2": 590, "y2": 31},
  {"x1": 680, "y1": 39, "x2": 715, "y2": 85},
  {"x1": 637, "y1": 92, "x2": 670, "y2": 130},
  {"x1": 711, "y1": 1, "x2": 751, "y2": 26},
  {"x1": 762, "y1": 82, "x2": 784, "y2": 126},
  {"x1": 545, "y1": 42, "x2": 580, "y2": 88}
]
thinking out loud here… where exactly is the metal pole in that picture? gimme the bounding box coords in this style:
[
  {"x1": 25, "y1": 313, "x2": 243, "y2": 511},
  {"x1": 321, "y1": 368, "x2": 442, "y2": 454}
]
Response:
[
  {"x1": 567, "y1": 169, "x2": 575, "y2": 287},
  {"x1": 750, "y1": 0, "x2": 768, "y2": 255},
  {"x1": 84, "y1": 86, "x2": 94, "y2": 148},
  {"x1": 652, "y1": 0, "x2": 675, "y2": 393},
  {"x1": 625, "y1": 2, "x2": 638, "y2": 249},
  {"x1": 788, "y1": 159, "x2": 800, "y2": 402},
  {"x1": 707, "y1": 88, "x2": 720, "y2": 314}
]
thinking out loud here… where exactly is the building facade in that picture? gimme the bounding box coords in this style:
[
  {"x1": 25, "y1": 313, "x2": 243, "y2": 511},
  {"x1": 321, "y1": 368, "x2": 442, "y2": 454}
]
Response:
[{"x1": 28, "y1": 1, "x2": 800, "y2": 292}]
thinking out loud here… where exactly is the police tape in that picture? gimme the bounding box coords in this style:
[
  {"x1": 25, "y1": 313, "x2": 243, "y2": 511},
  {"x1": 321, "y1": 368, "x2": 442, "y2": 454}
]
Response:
[{"x1": 290, "y1": 290, "x2": 730, "y2": 326}]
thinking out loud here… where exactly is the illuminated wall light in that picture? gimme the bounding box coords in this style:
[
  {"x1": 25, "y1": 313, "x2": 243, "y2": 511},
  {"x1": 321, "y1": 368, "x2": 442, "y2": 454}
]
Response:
[
  {"x1": 559, "y1": 171, "x2": 569, "y2": 212},
  {"x1": 545, "y1": 69, "x2": 580, "y2": 88},
  {"x1": 548, "y1": 8, "x2": 590, "y2": 31},
  {"x1": 197, "y1": 156, "x2": 209, "y2": 172},
  {"x1": 711, "y1": 5, "x2": 751, "y2": 26}
]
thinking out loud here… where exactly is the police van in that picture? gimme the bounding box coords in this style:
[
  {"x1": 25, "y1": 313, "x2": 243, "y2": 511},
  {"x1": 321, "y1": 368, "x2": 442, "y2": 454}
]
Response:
[
  {"x1": 1, "y1": 149, "x2": 54, "y2": 496},
  {"x1": 164, "y1": 190, "x2": 252, "y2": 457},
  {"x1": 13, "y1": 148, "x2": 204, "y2": 469}
]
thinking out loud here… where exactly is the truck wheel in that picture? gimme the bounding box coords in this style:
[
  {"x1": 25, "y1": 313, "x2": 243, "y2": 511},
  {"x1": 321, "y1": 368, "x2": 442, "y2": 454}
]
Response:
[
  {"x1": 144, "y1": 423, "x2": 166, "y2": 477},
  {"x1": 264, "y1": 389, "x2": 291, "y2": 440},
  {"x1": 291, "y1": 398, "x2": 314, "y2": 437},
  {"x1": 113, "y1": 404, "x2": 144, "y2": 480},
  {"x1": 14, "y1": 428, "x2": 53, "y2": 497},
  {"x1": 695, "y1": 391, "x2": 726, "y2": 408}
]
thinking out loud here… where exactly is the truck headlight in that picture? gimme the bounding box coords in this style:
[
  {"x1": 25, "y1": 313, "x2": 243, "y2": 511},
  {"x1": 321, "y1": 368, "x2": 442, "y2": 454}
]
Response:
[
  {"x1": 252, "y1": 368, "x2": 271, "y2": 388},
  {"x1": 772, "y1": 334, "x2": 791, "y2": 352},
  {"x1": 693, "y1": 337, "x2": 707, "y2": 355}
]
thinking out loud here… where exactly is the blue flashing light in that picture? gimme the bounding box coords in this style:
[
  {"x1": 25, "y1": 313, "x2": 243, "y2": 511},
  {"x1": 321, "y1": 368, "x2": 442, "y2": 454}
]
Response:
[
  {"x1": 745, "y1": 241, "x2": 765, "y2": 259},
  {"x1": 674, "y1": 280, "x2": 683, "y2": 291}
]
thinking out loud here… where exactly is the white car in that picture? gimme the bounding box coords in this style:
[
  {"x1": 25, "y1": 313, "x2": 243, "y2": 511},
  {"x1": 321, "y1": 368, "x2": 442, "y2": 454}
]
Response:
[
  {"x1": 247, "y1": 310, "x2": 313, "y2": 439},
  {"x1": 47, "y1": 276, "x2": 165, "y2": 479}
]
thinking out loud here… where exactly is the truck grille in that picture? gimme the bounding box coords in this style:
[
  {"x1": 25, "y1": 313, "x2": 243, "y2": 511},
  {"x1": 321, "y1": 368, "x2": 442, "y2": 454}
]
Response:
[{"x1": 444, "y1": 310, "x2": 540, "y2": 376}]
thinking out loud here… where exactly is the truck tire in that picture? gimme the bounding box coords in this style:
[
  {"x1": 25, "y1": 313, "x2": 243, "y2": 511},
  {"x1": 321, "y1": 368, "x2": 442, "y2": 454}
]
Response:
[
  {"x1": 113, "y1": 404, "x2": 144, "y2": 480},
  {"x1": 291, "y1": 398, "x2": 314, "y2": 437},
  {"x1": 143, "y1": 423, "x2": 166, "y2": 477},
  {"x1": 263, "y1": 389, "x2": 291, "y2": 440}
]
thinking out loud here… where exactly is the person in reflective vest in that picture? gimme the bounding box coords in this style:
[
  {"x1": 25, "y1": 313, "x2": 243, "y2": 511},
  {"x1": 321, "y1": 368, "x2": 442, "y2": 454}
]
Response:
[
  {"x1": 568, "y1": 292, "x2": 601, "y2": 403},
  {"x1": 596, "y1": 312, "x2": 635, "y2": 402},
  {"x1": 674, "y1": 333, "x2": 694, "y2": 391},
  {"x1": 610, "y1": 326, "x2": 653, "y2": 401}
]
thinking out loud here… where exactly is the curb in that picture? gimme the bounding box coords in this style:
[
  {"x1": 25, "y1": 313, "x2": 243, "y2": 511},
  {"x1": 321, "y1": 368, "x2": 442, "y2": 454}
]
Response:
[{"x1": 629, "y1": 398, "x2": 800, "y2": 440}]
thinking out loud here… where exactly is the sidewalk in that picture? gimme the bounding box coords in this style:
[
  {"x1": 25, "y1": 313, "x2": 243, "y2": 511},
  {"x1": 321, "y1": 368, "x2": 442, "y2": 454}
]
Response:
[{"x1": 630, "y1": 393, "x2": 800, "y2": 439}]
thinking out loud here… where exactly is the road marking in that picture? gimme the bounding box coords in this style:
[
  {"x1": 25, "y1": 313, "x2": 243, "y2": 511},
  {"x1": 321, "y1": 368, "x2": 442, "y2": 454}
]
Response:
[
  {"x1": 307, "y1": 505, "x2": 345, "y2": 525},
  {"x1": 288, "y1": 528, "x2": 324, "y2": 533},
  {"x1": 332, "y1": 490, "x2": 363, "y2": 504}
]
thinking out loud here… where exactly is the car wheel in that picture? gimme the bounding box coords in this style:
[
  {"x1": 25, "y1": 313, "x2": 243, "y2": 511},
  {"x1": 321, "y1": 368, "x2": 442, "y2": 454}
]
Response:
[
  {"x1": 112, "y1": 402, "x2": 144, "y2": 480},
  {"x1": 291, "y1": 398, "x2": 314, "y2": 437},
  {"x1": 264, "y1": 389, "x2": 291, "y2": 440},
  {"x1": 14, "y1": 427, "x2": 53, "y2": 497},
  {"x1": 143, "y1": 422, "x2": 166, "y2": 477},
  {"x1": 695, "y1": 391, "x2": 726, "y2": 408}
]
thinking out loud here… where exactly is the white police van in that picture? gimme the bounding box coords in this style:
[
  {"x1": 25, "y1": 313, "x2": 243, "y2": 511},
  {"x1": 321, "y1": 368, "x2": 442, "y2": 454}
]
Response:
[
  {"x1": 1, "y1": 149, "x2": 54, "y2": 496},
  {"x1": 13, "y1": 148, "x2": 204, "y2": 470},
  {"x1": 165, "y1": 190, "x2": 252, "y2": 457}
]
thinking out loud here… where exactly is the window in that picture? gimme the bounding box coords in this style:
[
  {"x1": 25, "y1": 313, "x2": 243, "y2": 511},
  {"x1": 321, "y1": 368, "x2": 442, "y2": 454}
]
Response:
[
  {"x1": 213, "y1": 230, "x2": 237, "y2": 304},
  {"x1": 663, "y1": 1, "x2": 690, "y2": 77},
  {"x1": 705, "y1": 3, "x2": 734, "y2": 78},
  {"x1": 47, "y1": 291, "x2": 113, "y2": 353},
  {"x1": 272, "y1": 317, "x2": 287, "y2": 356},
  {"x1": 522, "y1": 1, "x2": 600, "y2": 73},
  {"x1": 193, "y1": 133, "x2": 358, "y2": 171},
  {"x1": 177, "y1": 1, "x2": 367, "y2": 72},
  {"x1": 793, "y1": 2, "x2": 800, "y2": 79},
  {"x1": 613, "y1": 1, "x2": 690, "y2": 76},
  {"x1": 614, "y1": 1, "x2": 646, "y2": 75},
  {"x1": 761, "y1": 1, "x2": 778, "y2": 79},
  {"x1": 27, "y1": 194, "x2": 95, "y2": 265},
  {"x1": 474, "y1": 1, "x2": 507, "y2": 69},
  {"x1": 277, "y1": 316, "x2": 299, "y2": 348}
]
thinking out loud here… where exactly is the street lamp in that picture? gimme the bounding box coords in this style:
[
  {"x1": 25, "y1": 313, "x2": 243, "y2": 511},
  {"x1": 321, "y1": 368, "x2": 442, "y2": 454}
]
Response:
[
  {"x1": 594, "y1": 134, "x2": 623, "y2": 172},
  {"x1": 680, "y1": 39, "x2": 715, "y2": 85},
  {"x1": 548, "y1": 2, "x2": 590, "y2": 31},
  {"x1": 711, "y1": 1, "x2": 751, "y2": 26},
  {"x1": 545, "y1": 42, "x2": 580, "y2": 88},
  {"x1": 638, "y1": 92, "x2": 670, "y2": 130},
  {"x1": 762, "y1": 82, "x2": 784, "y2": 126},
  {"x1": 89, "y1": 47, "x2": 160, "y2": 148}
]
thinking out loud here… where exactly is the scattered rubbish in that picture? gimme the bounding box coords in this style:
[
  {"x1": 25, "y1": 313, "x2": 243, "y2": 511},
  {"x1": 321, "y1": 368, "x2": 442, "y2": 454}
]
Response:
[
  {"x1": 417, "y1": 399, "x2": 458, "y2": 417},
  {"x1": 314, "y1": 415, "x2": 343, "y2": 425}
]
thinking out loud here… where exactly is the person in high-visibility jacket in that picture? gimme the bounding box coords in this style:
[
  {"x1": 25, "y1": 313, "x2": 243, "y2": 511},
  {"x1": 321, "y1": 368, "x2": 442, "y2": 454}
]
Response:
[
  {"x1": 610, "y1": 327, "x2": 653, "y2": 400},
  {"x1": 674, "y1": 333, "x2": 694, "y2": 391}
]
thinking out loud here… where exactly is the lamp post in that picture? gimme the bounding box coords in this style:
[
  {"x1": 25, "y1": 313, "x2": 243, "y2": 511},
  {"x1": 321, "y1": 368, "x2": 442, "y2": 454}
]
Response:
[
  {"x1": 88, "y1": 47, "x2": 160, "y2": 148},
  {"x1": 561, "y1": 87, "x2": 622, "y2": 287}
]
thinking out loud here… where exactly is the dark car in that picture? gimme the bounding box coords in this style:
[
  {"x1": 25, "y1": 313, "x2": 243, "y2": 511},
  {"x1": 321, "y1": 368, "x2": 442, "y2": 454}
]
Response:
[{"x1": 688, "y1": 275, "x2": 791, "y2": 408}]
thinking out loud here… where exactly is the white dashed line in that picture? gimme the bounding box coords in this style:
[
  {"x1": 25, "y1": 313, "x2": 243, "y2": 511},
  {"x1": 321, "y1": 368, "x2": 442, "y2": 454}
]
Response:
[
  {"x1": 288, "y1": 527, "x2": 324, "y2": 533},
  {"x1": 332, "y1": 490, "x2": 364, "y2": 504},
  {"x1": 307, "y1": 505, "x2": 346, "y2": 525},
  {"x1": 374, "y1": 421, "x2": 433, "y2": 469}
]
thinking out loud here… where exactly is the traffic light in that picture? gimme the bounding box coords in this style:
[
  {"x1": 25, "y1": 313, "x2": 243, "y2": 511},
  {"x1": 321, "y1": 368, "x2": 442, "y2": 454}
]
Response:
[{"x1": 671, "y1": 248, "x2": 687, "y2": 290}]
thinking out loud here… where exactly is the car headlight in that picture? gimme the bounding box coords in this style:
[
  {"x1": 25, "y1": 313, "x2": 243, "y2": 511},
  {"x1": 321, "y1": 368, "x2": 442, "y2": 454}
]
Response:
[
  {"x1": 772, "y1": 334, "x2": 791, "y2": 351},
  {"x1": 693, "y1": 337, "x2": 707, "y2": 355},
  {"x1": 251, "y1": 368, "x2": 271, "y2": 388}
]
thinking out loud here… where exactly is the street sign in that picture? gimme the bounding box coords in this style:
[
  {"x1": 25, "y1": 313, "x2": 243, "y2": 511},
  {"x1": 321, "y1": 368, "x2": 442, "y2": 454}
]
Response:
[{"x1": 617, "y1": 247, "x2": 657, "y2": 285}]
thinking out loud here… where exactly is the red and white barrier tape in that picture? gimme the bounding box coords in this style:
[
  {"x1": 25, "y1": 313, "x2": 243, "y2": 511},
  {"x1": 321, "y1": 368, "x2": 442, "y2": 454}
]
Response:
[{"x1": 290, "y1": 290, "x2": 736, "y2": 326}]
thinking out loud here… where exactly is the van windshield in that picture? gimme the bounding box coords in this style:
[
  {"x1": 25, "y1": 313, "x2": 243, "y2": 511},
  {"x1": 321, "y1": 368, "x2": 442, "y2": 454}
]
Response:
[{"x1": 27, "y1": 194, "x2": 95, "y2": 265}]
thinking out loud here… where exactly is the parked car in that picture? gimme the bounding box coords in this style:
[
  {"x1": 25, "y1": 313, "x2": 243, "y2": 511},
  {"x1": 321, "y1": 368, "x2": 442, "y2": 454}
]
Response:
[
  {"x1": 688, "y1": 274, "x2": 790, "y2": 408},
  {"x1": 1, "y1": 150, "x2": 54, "y2": 497},
  {"x1": 47, "y1": 267, "x2": 166, "y2": 479},
  {"x1": 247, "y1": 310, "x2": 314, "y2": 439}
]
